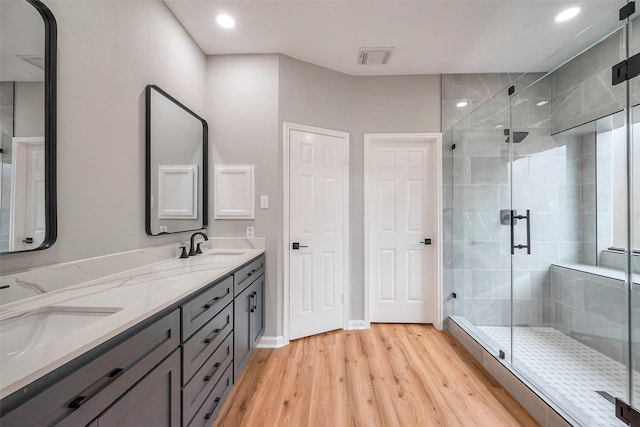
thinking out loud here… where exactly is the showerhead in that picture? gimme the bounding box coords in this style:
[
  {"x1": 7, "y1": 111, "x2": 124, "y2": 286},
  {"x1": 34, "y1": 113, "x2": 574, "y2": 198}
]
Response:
[{"x1": 505, "y1": 131, "x2": 529, "y2": 143}]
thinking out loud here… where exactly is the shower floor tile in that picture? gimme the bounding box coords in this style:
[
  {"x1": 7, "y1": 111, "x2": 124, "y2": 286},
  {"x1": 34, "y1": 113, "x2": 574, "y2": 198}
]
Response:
[{"x1": 477, "y1": 326, "x2": 635, "y2": 427}]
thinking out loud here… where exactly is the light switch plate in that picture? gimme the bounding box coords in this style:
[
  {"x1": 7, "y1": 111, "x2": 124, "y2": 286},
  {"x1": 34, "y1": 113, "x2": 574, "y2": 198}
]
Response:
[{"x1": 260, "y1": 195, "x2": 269, "y2": 209}]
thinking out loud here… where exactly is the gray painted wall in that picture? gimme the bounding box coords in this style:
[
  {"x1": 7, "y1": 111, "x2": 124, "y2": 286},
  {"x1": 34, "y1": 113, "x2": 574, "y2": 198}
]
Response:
[
  {"x1": 1, "y1": 0, "x2": 207, "y2": 273},
  {"x1": 206, "y1": 54, "x2": 280, "y2": 336},
  {"x1": 207, "y1": 54, "x2": 441, "y2": 337},
  {"x1": 14, "y1": 82, "x2": 44, "y2": 137},
  {"x1": 350, "y1": 75, "x2": 441, "y2": 320}
]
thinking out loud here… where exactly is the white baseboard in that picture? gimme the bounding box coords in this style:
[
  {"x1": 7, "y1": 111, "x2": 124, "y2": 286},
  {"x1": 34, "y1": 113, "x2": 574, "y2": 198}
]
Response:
[
  {"x1": 347, "y1": 320, "x2": 368, "y2": 330},
  {"x1": 257, "y1": 335, "x2": 288, "y2": 348}
]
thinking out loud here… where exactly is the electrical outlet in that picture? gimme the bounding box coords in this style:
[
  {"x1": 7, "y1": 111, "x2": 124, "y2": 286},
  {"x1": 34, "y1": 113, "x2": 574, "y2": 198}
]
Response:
[{"x1": 246, "y1": 226, "x2": 255, "y2": 239}]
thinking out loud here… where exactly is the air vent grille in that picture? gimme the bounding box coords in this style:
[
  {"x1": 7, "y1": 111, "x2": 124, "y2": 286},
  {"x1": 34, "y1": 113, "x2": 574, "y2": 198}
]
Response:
[
  {"x1": 358, "y1": 47, "x2": 394, "y2": 65},
  {"x1": 17, "y1": 55, "x2": 44, "y2": 70}
]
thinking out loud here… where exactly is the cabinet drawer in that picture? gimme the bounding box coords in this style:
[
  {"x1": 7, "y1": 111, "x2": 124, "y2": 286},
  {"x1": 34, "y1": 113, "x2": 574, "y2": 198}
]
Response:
[
  {"x1": 187, "y1": 364, "x2": 233, "y2": 427},
  {"x1": 182, "y1": 275, "x2": 233, "y2": 340},
  {"x1": 1, "y1": 309, "x2": 180, "y2": 427},
  {"x1": 183, "y1": 303, "x2": 233, "y2": 384},
  {"x1": 233, "y1": 255, "x2": 264, "y2": 296},
  {"x1": 95, "y1": 349, "x2": 181, "y2": 427},
  {"x1": 183, "y1": 333, "x2": 233, "y2": 426}
]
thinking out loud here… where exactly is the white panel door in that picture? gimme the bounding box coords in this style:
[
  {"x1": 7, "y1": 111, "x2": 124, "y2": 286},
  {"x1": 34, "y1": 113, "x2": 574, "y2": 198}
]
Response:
[
  {"x1": 289, "y1": 129, "x2": 346, "y2": 340},
  {"x1": 10, "y1": 137, "x2": 45, "y2": 251},
  {"x1": 369, "y1": 141, "x2": 435, "y2": 323}
]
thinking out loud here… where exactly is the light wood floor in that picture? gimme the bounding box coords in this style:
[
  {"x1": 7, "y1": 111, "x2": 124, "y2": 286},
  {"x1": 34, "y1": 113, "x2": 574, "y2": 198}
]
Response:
[{"x1": 213, "y1": 324, "x2": 539, "y2": 427}]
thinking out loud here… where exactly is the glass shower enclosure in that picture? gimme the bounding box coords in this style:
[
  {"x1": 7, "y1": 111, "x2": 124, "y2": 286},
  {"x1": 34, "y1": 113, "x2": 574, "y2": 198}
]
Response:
[{"x1": 450, "y1": 2, "x2": 639, "y2": 425}]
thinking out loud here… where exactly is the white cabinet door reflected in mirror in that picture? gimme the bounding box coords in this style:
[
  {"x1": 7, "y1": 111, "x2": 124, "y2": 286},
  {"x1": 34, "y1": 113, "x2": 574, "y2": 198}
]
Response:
[
  {"x1": 214, "y1": 165, "x2": 255, "y2": 219},
  {"x1": 145, "y1": 85, "x2": 208, "y2": 236},
  {"x1": 157, "y1": 164, "x2": 198, "y2": 220}
]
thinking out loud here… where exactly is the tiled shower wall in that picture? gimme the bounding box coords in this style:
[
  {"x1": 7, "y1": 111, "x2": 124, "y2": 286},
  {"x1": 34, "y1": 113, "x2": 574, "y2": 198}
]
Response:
[{"x1": 0, "y1": 82, "x2": 13, "y2": 253}]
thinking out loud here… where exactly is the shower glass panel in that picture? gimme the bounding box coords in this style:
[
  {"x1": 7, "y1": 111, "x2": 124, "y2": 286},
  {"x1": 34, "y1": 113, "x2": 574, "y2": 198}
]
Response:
[
  {"x1": 451, "y1": 87, "x2": 512, "y2": 359},
  {"x1": 510, "y1": 25, "x2": 628, "y2": 425},
  {"x1": 628, "y1": 9, "x2": 640, "y2": 413},
  {"x1": 450, "y1": 2, "x2": 635, "y2": 424}
]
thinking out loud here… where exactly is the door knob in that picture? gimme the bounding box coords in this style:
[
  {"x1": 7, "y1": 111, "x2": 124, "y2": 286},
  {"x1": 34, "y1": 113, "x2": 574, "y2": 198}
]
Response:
[
  {"x1": 292, "y1": 242, "x2": 309, "y2": 250},
  {"x1": 421, "y1": 238, "x2": 432, "y2": 245}
]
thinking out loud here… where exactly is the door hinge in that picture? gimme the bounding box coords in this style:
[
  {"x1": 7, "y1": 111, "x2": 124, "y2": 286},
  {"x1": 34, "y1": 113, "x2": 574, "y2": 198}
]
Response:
[
  {"x1": 620, "y1": 2, "x2": 636, "y2": 20},
  {"x1": 615, "y1": 397, "x2": 640, "y2": 425},
  {"x1": 612, "y1": 52, "x2": 640, "y2": 85},
  {"x1": 508, "y1": 86, "x2": 515, "y2": 96},
  {"x1": 451, "y1": 292, "x2": 457, "y2": 299},
  {"x1": 451, "y1": 143, "x2": 456, "y2": 150}
]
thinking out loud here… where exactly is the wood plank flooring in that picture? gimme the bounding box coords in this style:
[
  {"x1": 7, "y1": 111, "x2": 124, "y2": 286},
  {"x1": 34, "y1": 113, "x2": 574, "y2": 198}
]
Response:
[{"x1": 212, "y1": 324, "x2": 539, "y2": 427}]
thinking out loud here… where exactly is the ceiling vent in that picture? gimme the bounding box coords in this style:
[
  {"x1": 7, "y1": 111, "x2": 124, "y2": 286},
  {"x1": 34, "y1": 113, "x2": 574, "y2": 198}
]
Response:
[
  {"x1": 358, "y1": 47, "x2": 394, "y2": 65},
  {"x1": 17, "y1": 54, "x2": 44, "y2": 70}
]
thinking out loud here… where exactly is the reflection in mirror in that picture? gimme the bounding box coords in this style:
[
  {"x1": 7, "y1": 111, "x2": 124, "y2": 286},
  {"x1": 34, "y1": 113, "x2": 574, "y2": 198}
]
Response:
[
  {"x1": 0, "y1": 0, "x2": 56, "y2": 254},
  {"x1": 146, "y1": 85, "x2": 207, "y2": 236}
]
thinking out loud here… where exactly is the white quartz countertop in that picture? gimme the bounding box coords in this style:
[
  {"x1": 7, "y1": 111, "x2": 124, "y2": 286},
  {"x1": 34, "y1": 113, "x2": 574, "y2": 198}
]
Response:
[{"x1": 0, "y1": 247, "x2": 264, "y2": 399}]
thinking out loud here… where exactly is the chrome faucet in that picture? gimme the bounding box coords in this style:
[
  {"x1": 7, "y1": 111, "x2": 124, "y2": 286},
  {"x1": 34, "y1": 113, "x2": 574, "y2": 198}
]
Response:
[{"x1": 189, "y1": 231, "x2": 209, "y2": 256}]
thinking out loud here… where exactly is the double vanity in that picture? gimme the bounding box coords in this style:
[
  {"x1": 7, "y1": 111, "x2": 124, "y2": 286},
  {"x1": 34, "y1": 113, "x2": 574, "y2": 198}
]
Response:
[{"x1": 0, "y1": 243, "x2": 265, "y2": 427}]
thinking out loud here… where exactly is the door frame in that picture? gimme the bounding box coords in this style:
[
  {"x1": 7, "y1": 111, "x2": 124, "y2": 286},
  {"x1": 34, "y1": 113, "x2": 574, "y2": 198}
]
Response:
[
  {"x1": 364, "y1": 133, "x2": 443, "y2": 329},
  {"x1": 282, "y1": 122, "x2": 350, "y2": 344},
  {"x1": 9, "y1": 136, "x2": 45, "y2": 251}
]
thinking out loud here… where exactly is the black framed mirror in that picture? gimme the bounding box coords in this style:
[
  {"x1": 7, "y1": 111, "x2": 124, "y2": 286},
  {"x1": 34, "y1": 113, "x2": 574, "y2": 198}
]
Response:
[
  {"x1": 145, "y1": 85, "x2": 208, "y2": 236},
  {"x1": 0, "y1": 0, "x2": 57, "y2": 254}
]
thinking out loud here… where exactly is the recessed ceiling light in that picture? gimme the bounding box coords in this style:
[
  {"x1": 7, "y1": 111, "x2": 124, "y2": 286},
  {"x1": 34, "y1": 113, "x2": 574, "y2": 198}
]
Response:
[
  {"x1": 216, "y1": 14, "x2": 235, "y2": 29},
  {"x1": 536, "y1": 100, "x2": 549, "y2": 106},
  {"x1": 495, "y1": 125, "x2": 504, "y2": 129},
  {"x1": 456, "y1": 101, "x2": 468, "y2": 108},
  {"x1": 555, "y1": 7, "x2": 580, "y2": 22}
]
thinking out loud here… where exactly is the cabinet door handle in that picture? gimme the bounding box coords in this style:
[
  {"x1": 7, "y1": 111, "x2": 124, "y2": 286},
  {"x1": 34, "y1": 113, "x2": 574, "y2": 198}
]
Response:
[
  {"x1": 249, "y1": 293, "x2": 255, "y2": 313},
  {"x1": 204, "y1": 397, "x2": 221, "y2": 420},
  {"x1": 68, "y1": 368, "x2": 125, "y2": 410},
  {"x1": 204, "y1": 288, "x2": 230, "y2": 309}
]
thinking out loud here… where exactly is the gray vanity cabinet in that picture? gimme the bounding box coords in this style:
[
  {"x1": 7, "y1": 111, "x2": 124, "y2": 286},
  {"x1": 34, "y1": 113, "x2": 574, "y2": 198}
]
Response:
[
  {"x1": 0, "y1": 254, "x2": 265, "y2": 427},
  {"x1": 0, "y1": 309, "x2": 180, "y2": 427},
  {"x1": 233, "y1": 257, "x2": 265, "y2": 381},
  {"x1": 91, "y1": 350, "x2": 181, "y2": 426},
  {"x1": 180, "y1": 277, "x2": 234, "y2": 427}
]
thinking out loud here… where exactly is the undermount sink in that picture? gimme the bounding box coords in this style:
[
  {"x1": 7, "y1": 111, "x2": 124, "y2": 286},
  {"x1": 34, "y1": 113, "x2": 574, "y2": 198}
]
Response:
[
  {"x1": 0, "y1": 306, "x2": 122, "y2": 361},
  {"x1": 207, "y1": 251, "x2": 247, "y2": 263}
]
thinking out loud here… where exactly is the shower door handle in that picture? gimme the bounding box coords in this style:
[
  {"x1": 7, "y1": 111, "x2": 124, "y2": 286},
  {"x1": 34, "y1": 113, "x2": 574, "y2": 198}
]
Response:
[{"x1": 511, "y1": 209, "x2": 531, "y2": 255}]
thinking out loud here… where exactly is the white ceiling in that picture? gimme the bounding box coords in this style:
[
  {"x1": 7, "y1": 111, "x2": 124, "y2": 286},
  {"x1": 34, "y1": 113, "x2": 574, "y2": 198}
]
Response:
[{"x1": 164, "y1": 0, "x2": 626, "y2": 76}]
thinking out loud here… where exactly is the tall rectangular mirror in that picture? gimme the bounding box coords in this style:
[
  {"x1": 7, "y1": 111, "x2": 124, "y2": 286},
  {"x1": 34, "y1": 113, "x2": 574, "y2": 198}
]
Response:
[
  {"x1": 145, "y1": 85, "x2": 207, "y2": 235},
  {"x1": 0, "y1": 0, "x2": 57, "y2": 254}
]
